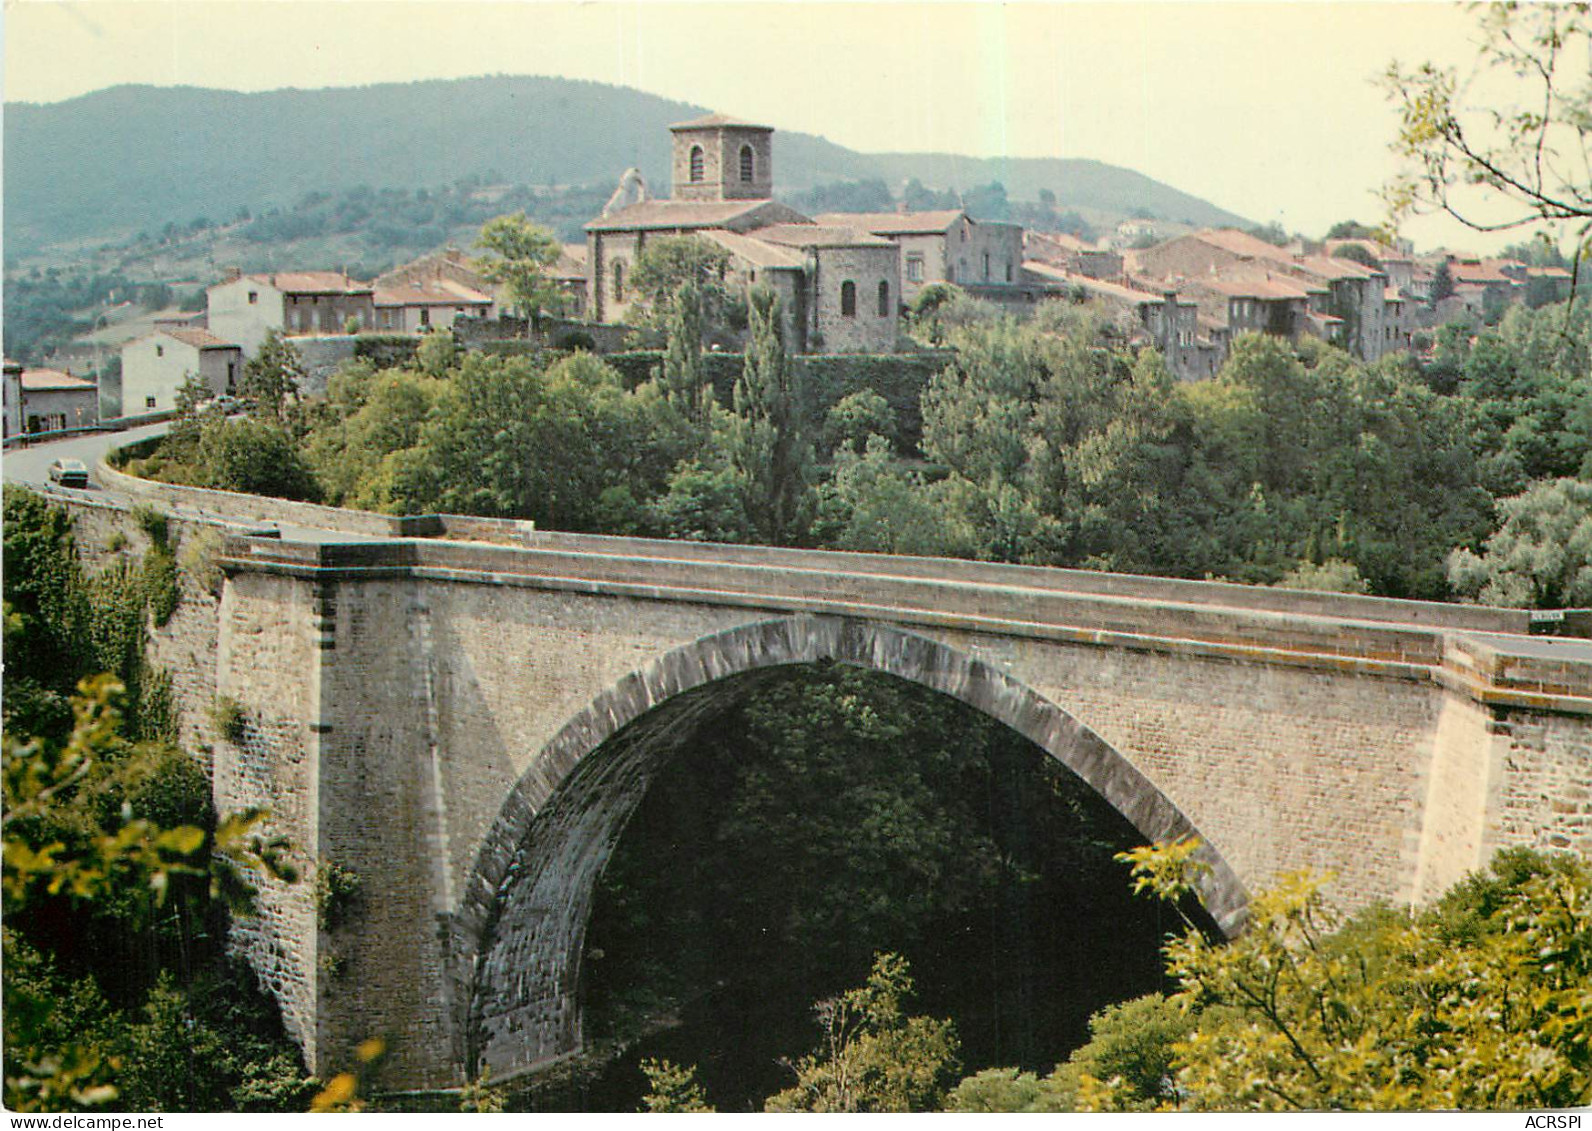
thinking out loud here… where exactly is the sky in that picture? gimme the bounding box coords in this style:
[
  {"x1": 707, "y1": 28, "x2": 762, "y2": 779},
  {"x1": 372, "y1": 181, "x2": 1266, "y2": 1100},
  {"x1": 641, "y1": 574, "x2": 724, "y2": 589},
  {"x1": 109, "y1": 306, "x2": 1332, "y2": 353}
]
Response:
[{"x1": 0, "y1": 1, "x2": 1563, "y2": 251}]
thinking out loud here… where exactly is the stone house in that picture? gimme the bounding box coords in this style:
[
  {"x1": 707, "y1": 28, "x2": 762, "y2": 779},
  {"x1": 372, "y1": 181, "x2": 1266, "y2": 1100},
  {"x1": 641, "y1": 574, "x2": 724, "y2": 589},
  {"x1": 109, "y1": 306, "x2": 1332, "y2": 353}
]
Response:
[
  {"x1": 1130, "y1": 229, "x2": 1402, "y2": 363},
  {"x1": 816, "y1": 209, "x2": 1026, "y2": 307},
  {"x1": 208, "y1": 271, "x2": 376, "y2": 357},
  {"x1": 373, "y1": 280, "x2": 495, "y2": 333},
  {"x1": 6, "y1": 365, "x2": 99, "y2": 433},
  {"x1": 121, "y1": 327, "x2": 244, "y2": 414},
  {"x1": 374, "y1": 250, "x2": 502, "y2": 331},
  {"x1": 584, "y1": 114, "x2": 900, "y2": 354}
]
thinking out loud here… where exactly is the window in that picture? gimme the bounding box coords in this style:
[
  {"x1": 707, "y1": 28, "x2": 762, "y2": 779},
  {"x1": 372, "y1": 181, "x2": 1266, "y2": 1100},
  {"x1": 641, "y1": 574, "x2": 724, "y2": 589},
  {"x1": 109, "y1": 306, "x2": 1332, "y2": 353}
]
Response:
[
  {"x1": 155, "y1": 344, "x2": 164, "y2": 358},
  {"x1": 906, "y1": 255, "x2": 924, "y2": 282},
  {"x1": 227, "y1": 362, "x2": 237, "y2": 392},
  {"x1": 983, "y1": 252, "x2": 990, "y2": 281},
  {"x1": 247, "y1": 291, "x2": 258, "y2": 305},
  {"x1": 420, "y1": 308, "x2": 431, "y2": 327},
  {"x1": 878, "y1": 280, "x2": 890, "y2": 317},
  {"x1": 613, "y1": 260, "x2": 626, "y2": 302},
  {"x1": 840, "y1": 280, "x2": 856, "y2": 317},
  {"x1": 739, "y1": 144, "x2": 755, "y2": 183},
  {"x1": 689, "y1": 145, "x2": 705, "y2": 183},
  {"x1": 1005, "y1": 261, "x2": 1013, "y2": 283},
  {"x1": 145, "y1": 396, "x2": 157, "y2": 409}
]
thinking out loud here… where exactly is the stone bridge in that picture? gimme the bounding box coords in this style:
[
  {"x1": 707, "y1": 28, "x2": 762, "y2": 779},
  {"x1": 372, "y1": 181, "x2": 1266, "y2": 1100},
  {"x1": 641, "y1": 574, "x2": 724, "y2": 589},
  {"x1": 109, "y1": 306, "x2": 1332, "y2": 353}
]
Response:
[{"x1": 48, "y1": 476, "x2": 1592, "y2": 1092}]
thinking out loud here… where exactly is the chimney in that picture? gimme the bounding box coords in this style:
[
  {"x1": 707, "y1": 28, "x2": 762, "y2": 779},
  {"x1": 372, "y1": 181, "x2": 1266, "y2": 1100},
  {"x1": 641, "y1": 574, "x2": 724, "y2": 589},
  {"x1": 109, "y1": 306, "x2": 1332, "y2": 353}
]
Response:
[{"x1": 224, "y1": 265, "x2": 242, "y2": 283}]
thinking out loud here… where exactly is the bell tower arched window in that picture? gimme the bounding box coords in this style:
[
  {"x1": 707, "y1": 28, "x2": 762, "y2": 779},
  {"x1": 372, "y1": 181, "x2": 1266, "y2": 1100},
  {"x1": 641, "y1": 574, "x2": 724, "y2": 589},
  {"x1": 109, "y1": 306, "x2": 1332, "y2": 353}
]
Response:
[
  {"x1": 739, "y1": 144, "x2": 755, "y2": 183},
  {"x1": 841, "y1": 281, "x2": 857, "y2": 317},
  {"x1": 689, "y1": 145, "x2": 705, "y2": 183},
  {"x1": 612, "y1": 260, "x2": 626, "y2": 303},
  {"x1": 878, "y1": 280, "x2": 891, "y2": 316}
]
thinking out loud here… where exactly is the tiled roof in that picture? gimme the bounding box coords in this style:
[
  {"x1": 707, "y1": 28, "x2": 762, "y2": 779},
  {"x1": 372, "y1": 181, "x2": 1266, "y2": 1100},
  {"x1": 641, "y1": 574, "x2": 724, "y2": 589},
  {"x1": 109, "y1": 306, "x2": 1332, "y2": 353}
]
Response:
[
  {"x1": 252, "y1": 271, "x2": 373, "y2": 295},
  {"x1": 21, "y1": 367, "x2": 95, "y2": 391},
  {"x1": 161, "y1": 327, "x2": 236, "y2": 350},
  {"x1": 585, "y1": 199, "x2": 775, "y2": 232},
  {"x1": 753, "y1": 224, "x2": 894, "y2": 249},
  {"x1": 813, "y1": 210, "x2": 965, "y2": 235},
  {"x1": 375, "y1": 282, "x2": 493, "y2": 306},
  {"x1": 1294, "y1": 255, "x2": 1380, "y2": 281},
  {"x1": 1025, "y1": 230, "x2": 1094, "y2": 257},
  {"x1": 1193, "y1": 228, "x2": 1295, "y2": 261},
  {"x1": 698, "y1": 229, "x2": 808, "y2": 270},
  {"x1": 1184, "y1": 273, "x2": 1315, "y2": 300},
  {"x1": 1022, "y1": 261, "x2": 1163, "y2": 306},
  {"x1": 670, "y1": 112, "x2": 772, "y2": 131},
  {"x1": 1450, "y1": 259, "x2": 1520, "y2": 284},
  {"x1": 1526, "y1": 265, "x2": 1573, "y2": 279}
]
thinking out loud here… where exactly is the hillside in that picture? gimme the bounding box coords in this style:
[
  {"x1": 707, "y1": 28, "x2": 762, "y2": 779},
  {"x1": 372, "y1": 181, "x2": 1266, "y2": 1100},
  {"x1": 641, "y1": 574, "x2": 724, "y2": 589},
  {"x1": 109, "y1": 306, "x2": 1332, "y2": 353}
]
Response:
[{"x1": 4, "y1": 75, "x2": 1249, "y2": 254}]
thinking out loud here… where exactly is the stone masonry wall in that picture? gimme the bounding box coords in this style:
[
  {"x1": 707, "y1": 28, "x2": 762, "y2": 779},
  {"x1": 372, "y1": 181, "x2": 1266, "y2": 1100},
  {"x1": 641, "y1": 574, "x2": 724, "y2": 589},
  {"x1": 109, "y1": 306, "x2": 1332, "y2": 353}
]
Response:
[{"x1": 1495, "y1": 709, "x2": 1592, "y2": 859}]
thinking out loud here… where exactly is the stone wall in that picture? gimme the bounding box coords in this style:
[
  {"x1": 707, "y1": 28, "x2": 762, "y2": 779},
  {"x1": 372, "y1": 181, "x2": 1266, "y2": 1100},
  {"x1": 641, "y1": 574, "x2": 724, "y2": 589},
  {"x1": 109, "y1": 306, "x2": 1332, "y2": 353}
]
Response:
[{"x1": 812, "y1": 243, "x2": 899, "y2": 353}]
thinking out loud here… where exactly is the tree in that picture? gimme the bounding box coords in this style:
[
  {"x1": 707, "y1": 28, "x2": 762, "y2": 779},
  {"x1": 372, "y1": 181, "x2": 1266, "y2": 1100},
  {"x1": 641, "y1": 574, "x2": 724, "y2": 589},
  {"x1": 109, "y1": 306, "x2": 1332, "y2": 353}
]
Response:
[
  {"x1": 240, "y1": 331, "x2": 305, "y2": 424},
  {"x1": 659, "y1": 280, "x2": 710, "y2": 427},
  {"x1": 626, "y1": 235, "x2": 736, "y2": 333},
  {"x1": 765, "y1": 953, "x2": 960, "y2": 1112},
  {"x1": 731, "y1": 285, "x2": 813, "y2": 543},
  {"x1": 1087, "y1": 841, "x2": 1592, "y2": 1111},
  {"x1": 1385, "y1": 4, "x2": 1592, "y2": 270},
  {"x1": 639, "y1": 1059, "x2": 714, "y2": 1112},
  {"x1": 1448, "y1": 476, "x2": 1592, "y2": 607},
  {"x1": 1430, "y1": 258, "x2": 1457, "y2": 302},
  {"x1": 473, "y1": 212, "x2": 563, "y2": 322}
]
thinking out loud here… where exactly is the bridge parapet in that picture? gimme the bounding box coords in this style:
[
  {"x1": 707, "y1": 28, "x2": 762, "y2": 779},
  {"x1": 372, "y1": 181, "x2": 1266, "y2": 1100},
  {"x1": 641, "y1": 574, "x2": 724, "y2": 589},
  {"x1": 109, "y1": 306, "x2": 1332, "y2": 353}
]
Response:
[{"x1": 219, "y1": 533, "x2": 1592, "y2": 717}]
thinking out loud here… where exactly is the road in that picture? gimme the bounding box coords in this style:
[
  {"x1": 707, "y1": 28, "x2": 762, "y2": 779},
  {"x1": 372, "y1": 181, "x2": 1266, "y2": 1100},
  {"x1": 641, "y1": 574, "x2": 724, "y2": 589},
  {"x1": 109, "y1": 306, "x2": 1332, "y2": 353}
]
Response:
[
  {"x1": 1, "y1": 422, "x2": 373, "y2": 544},
  {"x1": 2, "y1": 422, "x2": 171, "y2": 488}
]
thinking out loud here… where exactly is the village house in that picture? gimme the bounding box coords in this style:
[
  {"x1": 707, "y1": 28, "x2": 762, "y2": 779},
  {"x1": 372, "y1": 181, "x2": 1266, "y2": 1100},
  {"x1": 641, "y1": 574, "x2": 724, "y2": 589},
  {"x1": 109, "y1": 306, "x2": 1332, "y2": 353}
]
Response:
[
  {"x1": 3, "y1": 362, "x2": 100, "y2": 435},
  {"x1": 121, "y1": 327, "x2": 245, "y2": 414},
  {"x1": 373, "y1": 249, "x2": 501, "y2": 331},
  {"x1": 1128, "y1": 229, "x2": 1405, "y2": 363},
  {"x1": 207, "y1": 270, "x2": 376, "y2": 357},
  {"x1": 584, "y1": 114, "x2": 901, "y2": 354},
  {"x1": 812, "y1": 209, "x2": 1026, "y2": 308}
]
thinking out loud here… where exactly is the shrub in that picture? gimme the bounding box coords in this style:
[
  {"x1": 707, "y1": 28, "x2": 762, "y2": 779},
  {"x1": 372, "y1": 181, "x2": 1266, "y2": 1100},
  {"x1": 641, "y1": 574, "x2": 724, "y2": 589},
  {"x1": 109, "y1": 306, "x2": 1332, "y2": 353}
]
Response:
[
  {"x1": 211, "y1": 695, "x2": 247, "y2": 744},
  {"x1": 315, "y1": 860, "x2": 362, "y2": 931}
]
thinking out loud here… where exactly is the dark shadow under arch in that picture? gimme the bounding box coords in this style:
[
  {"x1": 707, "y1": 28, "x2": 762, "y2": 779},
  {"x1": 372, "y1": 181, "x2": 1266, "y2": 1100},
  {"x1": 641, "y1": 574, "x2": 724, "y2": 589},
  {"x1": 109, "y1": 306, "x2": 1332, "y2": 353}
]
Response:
[{"x1": 457, "y1": 615, "x2": 1248, "y2": 1083}]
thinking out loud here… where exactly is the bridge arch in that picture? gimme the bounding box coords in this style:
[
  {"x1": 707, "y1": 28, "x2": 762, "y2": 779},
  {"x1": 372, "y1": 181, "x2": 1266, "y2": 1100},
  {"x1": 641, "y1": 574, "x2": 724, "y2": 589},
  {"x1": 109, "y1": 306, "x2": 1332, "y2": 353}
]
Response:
[{"x1": 457, "y1": 614, "x2": 1248, "y2": 1083}]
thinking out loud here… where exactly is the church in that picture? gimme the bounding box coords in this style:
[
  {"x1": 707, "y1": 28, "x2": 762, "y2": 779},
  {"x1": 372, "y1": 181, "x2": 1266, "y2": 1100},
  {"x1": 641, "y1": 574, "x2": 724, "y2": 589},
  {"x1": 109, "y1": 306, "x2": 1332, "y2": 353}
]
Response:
[{"x1": 584, "y1": 114, "x2": 902, "y2": 354}]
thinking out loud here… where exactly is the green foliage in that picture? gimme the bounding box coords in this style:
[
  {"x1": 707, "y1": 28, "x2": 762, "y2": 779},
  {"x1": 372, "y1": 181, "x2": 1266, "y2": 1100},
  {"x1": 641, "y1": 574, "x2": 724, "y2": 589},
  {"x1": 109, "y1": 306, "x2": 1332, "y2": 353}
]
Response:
[
  {"x1": 130, "y1": 504, "x2": 169, "y2": 548},
  {"x1": 2, "y1": 677, "x2": 306, "y2": 1112},
  {"x1": 626, "y1": 235, "x2": 736, "y2": 333},
  {"x1": 177, "y1": 526, "x2": 227, "y2": 598},
  {"x1": 822, "y1": 388, "x2": 898, "y2": 456},
  {"x1": 141, "y1": 542, "x2": 180, "y2": 627},
  {"x1": 765, "y1": 953, "x2": 960, "y2": 1112},
  {"x1": 660, "y1": 279, "x2": 710, "y2": 427},
  {"x1": 241, "y1": 331, "x2": 306, "y2": 424},
  {"x1": 729, "y1": 285, "x2": 814, "y2": 544},
  {"x1": 314, "y1": 858, "x2": 362, "y2": 931},
  {"x1": 945, "y1": 1066, "x2": 1061, "y2": 1112},
  {"x1": 1093, "y1": 843, "x2": 1592, "y2": 1111},
  {"x1": 415, "y1": 329, "x2": 459, "y2": 377},
  {"x1": 1274, "y1": 557, "x2": 1371, "y2": 594},
  {"x1": 474, "y1": 212, "x2": 563, "y2": 320},
  {"x1": 211, "y1": 695, "x2": 247, "y2": 745},
  {"x1": 639, "y1": 1059, "x2": 714, "y2": 1112},
  {"x1": 1448, "y1": 477, "x2": 1592, "y2": 607}
]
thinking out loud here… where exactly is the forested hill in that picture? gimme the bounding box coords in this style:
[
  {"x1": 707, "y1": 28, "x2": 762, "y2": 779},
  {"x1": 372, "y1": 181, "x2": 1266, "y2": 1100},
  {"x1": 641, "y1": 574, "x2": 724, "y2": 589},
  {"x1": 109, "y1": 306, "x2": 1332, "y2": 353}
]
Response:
[{"x1": 4, "y1": 75, "x2": 1249, "y2": 252}]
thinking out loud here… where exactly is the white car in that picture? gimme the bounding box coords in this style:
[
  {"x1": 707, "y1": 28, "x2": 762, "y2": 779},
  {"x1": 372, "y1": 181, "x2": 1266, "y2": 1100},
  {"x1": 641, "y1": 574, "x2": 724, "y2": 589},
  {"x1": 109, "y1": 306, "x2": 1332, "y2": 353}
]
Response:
[{"x1": 47, "y1": 458, "x2": 90, "y2": 488}]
